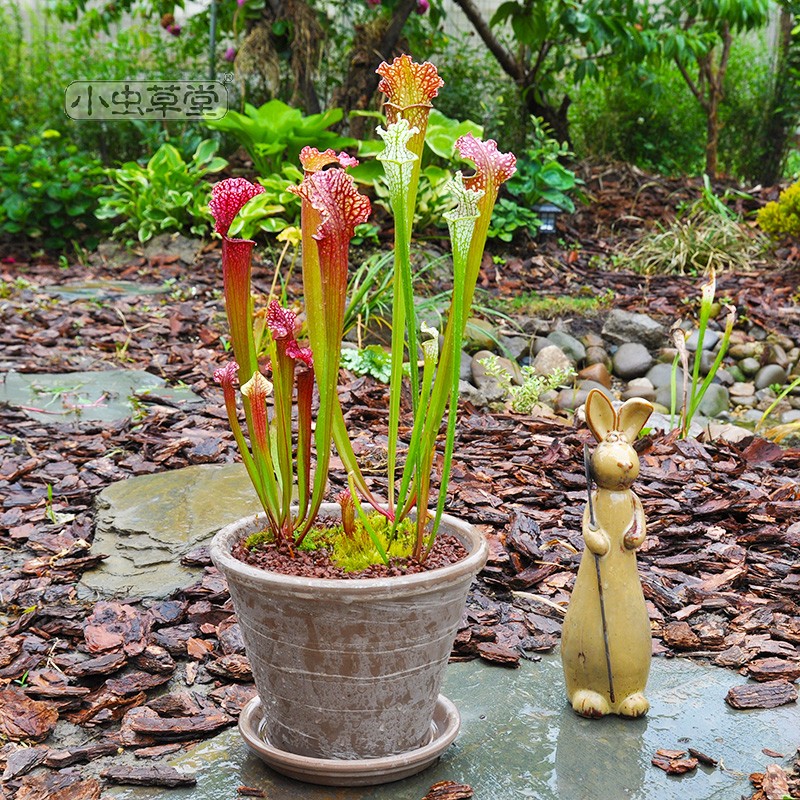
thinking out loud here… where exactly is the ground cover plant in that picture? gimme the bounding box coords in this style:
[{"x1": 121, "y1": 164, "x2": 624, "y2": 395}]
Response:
[
  {"x1": 96, "y1": 140, "x2": 228, "y2": 244},
  {"x1": 0, "y1": 130, "x2": 108, "y2": 251}
]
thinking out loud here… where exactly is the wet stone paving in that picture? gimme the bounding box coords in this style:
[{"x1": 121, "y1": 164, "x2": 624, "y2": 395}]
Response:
[{"x1": 107, "y1": 655, "x2": 800, "y2": 800}]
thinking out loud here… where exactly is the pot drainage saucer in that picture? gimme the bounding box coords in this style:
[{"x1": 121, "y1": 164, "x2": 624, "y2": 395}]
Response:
[{"x1": 238, "y1": 695, "x2": 460, "y2": 787}]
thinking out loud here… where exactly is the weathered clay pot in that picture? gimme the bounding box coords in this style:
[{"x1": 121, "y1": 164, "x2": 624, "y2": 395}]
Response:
[{"x1": 210, "y1": 505, "x2": 488, "y2": 763}]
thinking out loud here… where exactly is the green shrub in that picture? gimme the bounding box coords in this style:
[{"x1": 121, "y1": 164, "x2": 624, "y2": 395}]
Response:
[
  {"x1": 488, "y1": 117, "x2": 579, "y2": 241},
  {"x1": 0, "y1": 129, "x2": 108, "y2": 249},
  {"x1": 570, "y1": 64, "x2": 705, "y2": 176},
  {"x1": 757, "y1": 183, "x2": 800, "y2": 239},
  {"x1": 570, "y1": 35, "x2": 774, "y2": 181},
  {"x1": 205, "y1": 99, "x2": 357, "y2": 176},
  {"x1": 717, "y1": 34, "x2": 775, "y2": 182},
  {"x1": 96, "y1": 140, "x2": 227, "y2": 243},
  {"x1": 0, "y1": 3, "x2": 214, "y2": 165}
]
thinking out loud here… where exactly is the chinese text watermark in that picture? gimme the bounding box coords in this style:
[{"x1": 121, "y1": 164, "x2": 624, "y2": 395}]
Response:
[{"x1": 65, "y1": 81, "x2": 229, "y2": 121}]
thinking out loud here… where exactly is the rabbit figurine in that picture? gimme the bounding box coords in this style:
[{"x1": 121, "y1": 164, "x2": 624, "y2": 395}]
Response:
[{"x1": 561, "y1": 389, "x2": 654, "y2": 719}]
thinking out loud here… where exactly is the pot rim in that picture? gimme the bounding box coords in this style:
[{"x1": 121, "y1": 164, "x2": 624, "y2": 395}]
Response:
[{"x1": 210, "y1": 504, "x2": 489, "y2": 600}]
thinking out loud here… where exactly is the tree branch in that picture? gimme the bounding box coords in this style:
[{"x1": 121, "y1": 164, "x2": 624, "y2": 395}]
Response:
[
  {"x1": 451, "y1": 0, "x2": 524, "y2": 82},
  {"x1": 674, "y1": 55, "x2": 706, "y2": 109}
]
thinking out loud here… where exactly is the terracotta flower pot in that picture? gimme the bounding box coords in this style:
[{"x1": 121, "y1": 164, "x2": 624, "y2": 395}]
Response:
[{"x1": 210, "y1": 506, "x2": 487, "y2": 768}]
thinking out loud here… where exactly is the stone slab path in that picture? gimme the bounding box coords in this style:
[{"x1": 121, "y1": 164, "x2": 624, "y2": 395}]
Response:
[
  {"x1": 0, "y1": 369, "x2": 202, "y2": 423},
  {"x1": 108, "y1": 655, "x2": 798, "y2": 800},
  {"x1": 85, "y1": 464, "x2": 262, "y2": 597}
]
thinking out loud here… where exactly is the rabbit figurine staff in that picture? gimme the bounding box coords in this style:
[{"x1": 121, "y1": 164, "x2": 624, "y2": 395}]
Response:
[{"x1": 561, "y1": 389, "x2": 654, "y2": 719}]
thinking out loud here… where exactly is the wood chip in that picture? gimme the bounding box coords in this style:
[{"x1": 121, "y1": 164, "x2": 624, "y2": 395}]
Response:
[
  {"x1": 206, "y1": 653, "x2": 252, "y2": 682},
  {"x1": 129, "y1": 710, "x2": 233, "y2": 740},
  {"x1": 476, "y1": 642, "x2": 520, "y2": 667},
  {"x1": 651, "y1": 751, "x2": 698, "y2": 775},
  {"x1": 134, "y1": 743, "x2": 188, "y2": 759},
  {"x1": 762, "y1": 763, "x2": 791, "y2": 800},
  {"x1": 101, "y1": 765, "x2": 196, "y2": 788},
  {"x1": 83, "y1": 601, "x2": 150, "y2": 656},
  {"x1": 0, "y1": 687, "x2": 59, "y2": 743},
  {"x1": 687, "y1": 747, "x2": 718, "y2": 767},
  {"x1": 725, "y1": 680, "x2": 798, "y2": 709},
  {"x1": 747, "y1": 658, "x2": 800, "y2": 683},
  {"x1": 422, "y1": 780, "x2": 474, "y2": 799},
  {"x1": 1, "y1": 746, "x2": 47, "y2": 780},
  {"x1": 44, "y1": 740, "x2": 119, "y2": 768},
  {"x1": 236, "y1": 788, "x2": 266, "y2": 798},
  {"x1": 663, "y1": 621, "x2": 701, "y2": 650},
  {"x1": 16, "y1": 771, "x2": 102, "y2": 800},
  {"x1": 66, "y1": 652, "x2": 127, "y2": 678}
]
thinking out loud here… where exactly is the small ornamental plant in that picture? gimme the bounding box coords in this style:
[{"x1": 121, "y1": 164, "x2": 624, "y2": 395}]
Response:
[{"x1": 210, "y1": 55, "x2": 515, "y2": 571}]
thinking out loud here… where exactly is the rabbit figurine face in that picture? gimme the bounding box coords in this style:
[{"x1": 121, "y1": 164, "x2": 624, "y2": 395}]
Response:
[
  {"x1": 560, "y1": 389, "x2": 655, "y2": 719},
  {"x1": 591, "y1": 431, "x2": 640, "y2": 490},
  {"x1": 586, "y1": 390, "x2": 651, "y2": 490}
]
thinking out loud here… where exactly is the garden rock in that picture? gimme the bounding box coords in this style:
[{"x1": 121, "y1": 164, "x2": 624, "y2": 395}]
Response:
[
  {"x1": 499, "y1": 334, "x2": 532, "y2": 362},
  {"x1": 577, "y1": 363, "x2": 612, "y2": 389},
  {"x1": 714, "y1": 367, "x2": 734, "y2": 386},
  {"x1": 755, "y1": 364, "x2": 788, "y2": 390},
  {"x1": 768, "y1": 343, "x2": 790, "y2": 369},
  {"x1": 698, "y1": 384, "x2": 730, "y2": 418},
  {"x1": 546, "y1": 331, "x2": 585, "y2": 364},
  {"x1": 646, "y1": 363, "x2": 684, "y2": 389},
  {"x1": 464, "y1": 318, "x2": 497, "y2": 352},
  {"x1": 460, "y1": 351, "x2": 473, "y2": 383},
  {"x1": 612, "y1": 342, "x2": 653, "y2": 380},
  {"x1": 730, "y1": 382, "x2": 755, "y2": 399},
  {"x1": 471, "y1": 351, "x2": 520, "y2": 403},
  {"x1": 602, "y1": 309, "x2": 667, "y2": 350},
  {"x1": 458, "y1": 380, "x2": 486, "y2": 405},
  {"x1": 686, "y1": 328, "x2": 720, "y2": 351},
  {"x1": 704, "y1": 423, "x2": 756, "y2": 444},
  {"x1": 556, "y1": 380, "x2": 613, "y2": 413},
  {"x1": 0, "y1": 370, "x2": 203, "y2": 424},
  {"x1": 655, "y1": 386, "x2": 675, "y2": 410},
  {"x1": 622, "y1": 380, "x2": 657, "y2": 402},
  {"x1": 728, "y1": 342, "x2": 759, "y2": 360},
  {"x1": 740, "y1": 357, "x2": 761, "y2": 377},
  {"x1": 532, "y1": 336, "x2": 552, "y2": 356},
  {"x1": 84, "y1": 463, "x2": 262, "y2": 598},
  {"x1": 584, "y1": 346, "x2": 611, "y2": 369},
  {"x1": 142, "y1": 233, "x2": 203, "y2": 265},
  {"x1": 532, "y1": 345, "x2": 573, "y2": 376}
]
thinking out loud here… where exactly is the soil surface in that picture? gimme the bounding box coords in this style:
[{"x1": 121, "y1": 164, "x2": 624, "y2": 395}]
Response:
[
  {"x1": 1, "y1": 162, "x2": 799, "y2": 797},
  {"x1": 232, "y1": 532, "x2": 468, "y2": 579}
]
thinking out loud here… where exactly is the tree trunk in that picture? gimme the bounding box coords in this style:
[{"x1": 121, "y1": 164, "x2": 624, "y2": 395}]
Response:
[
  {"x1": 705, "y1": 94, "x2": 719, "y2": 179},
  {"x1": 331, "y1": 0, "x2": 418, "y2": 138},
  {"x1": 452, "y1": 0, "x2": 572, "y2": 146}
]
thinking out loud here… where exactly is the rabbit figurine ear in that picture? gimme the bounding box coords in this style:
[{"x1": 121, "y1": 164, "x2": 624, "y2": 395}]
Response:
[
  {"x1": 585, "y1": 389, "x2": 616, "y2": 443},
  {"x1": 617, "y1": 398, "x2": 654, "y2": 443}
]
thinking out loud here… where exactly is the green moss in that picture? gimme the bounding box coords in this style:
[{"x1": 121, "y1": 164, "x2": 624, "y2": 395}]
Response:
[
  {"x1": 242, "y1": 513, "x2": 419, "y2": 572},
  {"x1": 501, "y1": 289, "x2": 614, "y2": 317},
  {"x1": 329, "y1": 514, "x2": 417, "y2": 572},
  {"x1": 243, "y1": 530, "x2": 274, "y2": 550}
]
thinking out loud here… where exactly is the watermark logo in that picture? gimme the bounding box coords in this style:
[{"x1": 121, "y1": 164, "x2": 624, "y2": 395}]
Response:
[{"x1": 65, "y1": 80, "x2": 229, "y2": 121}]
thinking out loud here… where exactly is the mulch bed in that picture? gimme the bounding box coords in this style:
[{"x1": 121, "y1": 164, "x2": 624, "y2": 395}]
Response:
[{"x1": 1, "y1": 164, "x2": 799, "y2": 795}]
